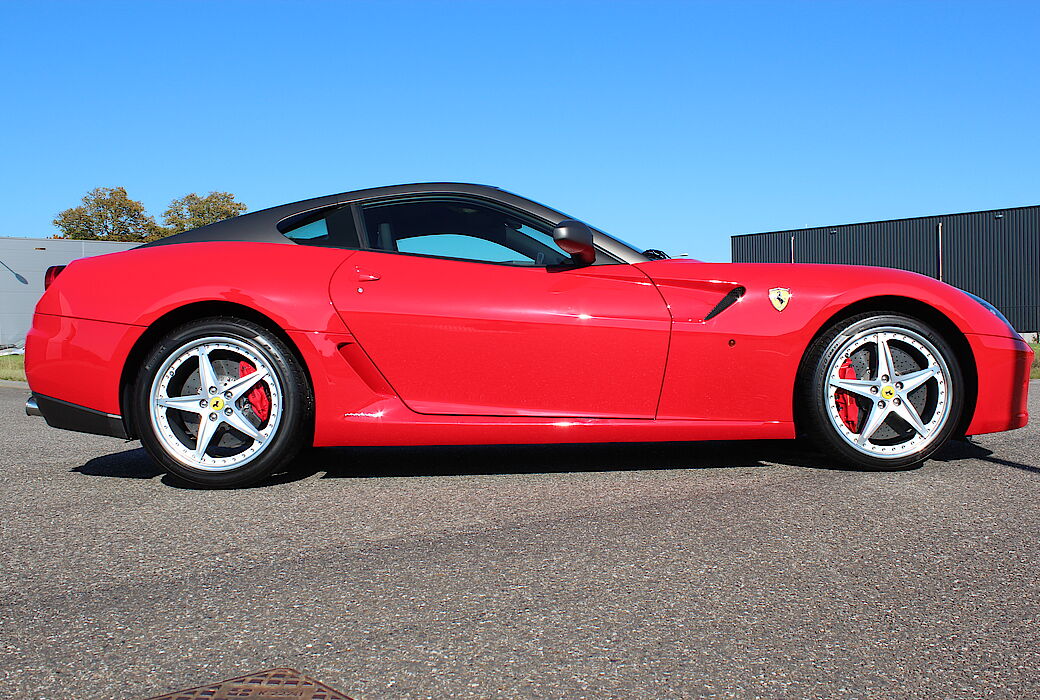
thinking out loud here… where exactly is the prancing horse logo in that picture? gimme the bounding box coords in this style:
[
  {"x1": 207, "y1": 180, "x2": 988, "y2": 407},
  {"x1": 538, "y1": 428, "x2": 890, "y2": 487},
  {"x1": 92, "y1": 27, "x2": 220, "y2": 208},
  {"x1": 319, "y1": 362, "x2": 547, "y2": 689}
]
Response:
[{"x1": 769, "y1": 287, "x2": 791, "y2": 312}]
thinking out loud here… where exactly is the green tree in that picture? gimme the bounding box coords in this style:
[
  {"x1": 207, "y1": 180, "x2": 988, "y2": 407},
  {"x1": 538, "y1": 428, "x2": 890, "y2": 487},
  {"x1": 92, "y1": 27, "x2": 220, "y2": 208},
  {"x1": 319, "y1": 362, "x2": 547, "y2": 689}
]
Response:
[
  {"x1": 52, "y1": 187, "x2": 162, "y2": 242},
  {"x1": 163, "y1": 191, "x2": 247, "y2": 234}
]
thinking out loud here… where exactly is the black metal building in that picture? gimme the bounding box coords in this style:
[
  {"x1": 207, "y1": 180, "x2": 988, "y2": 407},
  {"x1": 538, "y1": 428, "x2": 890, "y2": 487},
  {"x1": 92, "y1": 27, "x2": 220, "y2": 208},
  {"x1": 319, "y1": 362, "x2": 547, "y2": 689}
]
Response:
[{"x1": 731, "y1": 205, "x2": 1040, "y2": 333}]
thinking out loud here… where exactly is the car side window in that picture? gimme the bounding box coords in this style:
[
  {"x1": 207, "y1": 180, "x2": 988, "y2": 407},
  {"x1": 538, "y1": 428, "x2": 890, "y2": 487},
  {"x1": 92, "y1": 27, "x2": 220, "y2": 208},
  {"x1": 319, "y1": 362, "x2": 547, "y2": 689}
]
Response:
[
  {"x1": 281, "y1": 206, "x2": 361, "y2": 249},
  {"x1": 360, "y1": 199, "x2": 571, "y2": 266},
  {"x1": 397, "y1": 233, "x2": 530, "y2": 262},
  {"x1": 285, "y1": 218, "x2": 328, "y2": 241}
]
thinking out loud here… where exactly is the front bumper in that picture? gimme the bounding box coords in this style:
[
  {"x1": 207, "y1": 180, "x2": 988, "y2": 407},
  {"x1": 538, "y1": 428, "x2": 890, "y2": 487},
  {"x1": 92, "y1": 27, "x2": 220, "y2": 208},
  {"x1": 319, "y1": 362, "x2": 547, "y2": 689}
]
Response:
[
  {"x1": 26, "y1": 393, "x2": 129, "y2": 439},
  {"x1": 964, "y1": 333, "x2": 1033, "y2": 436}
]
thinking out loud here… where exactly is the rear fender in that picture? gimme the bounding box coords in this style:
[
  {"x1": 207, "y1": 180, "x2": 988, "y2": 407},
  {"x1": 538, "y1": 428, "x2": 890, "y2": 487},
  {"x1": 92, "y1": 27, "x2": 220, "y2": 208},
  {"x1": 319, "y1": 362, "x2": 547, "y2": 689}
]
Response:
[{"x1": 36, "y1": 242, "x2": 355, "y2": 333}]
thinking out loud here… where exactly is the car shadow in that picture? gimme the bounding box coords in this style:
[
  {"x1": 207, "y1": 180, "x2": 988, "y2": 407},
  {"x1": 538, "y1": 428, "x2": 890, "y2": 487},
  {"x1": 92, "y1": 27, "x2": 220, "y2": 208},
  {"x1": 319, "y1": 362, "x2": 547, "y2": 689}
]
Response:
[
  {"x1": 73, "y1": 447, "x2": 308, "y2": 490},
  {"x1": 932, "y1": 438, "x2": 1040, "y2": 474},
  {"x1": 73, "y1": 440, "x2": 818, "y2": 488},
  {"x1": 71, "y1": 438, "x2": 1036, "y2": 488},
  {"x1": 293, "y1": 439, "x2": 874, "y2": 480},
  {"x1": 74, "y1": 448, "x2": 165, "y2": 480}
]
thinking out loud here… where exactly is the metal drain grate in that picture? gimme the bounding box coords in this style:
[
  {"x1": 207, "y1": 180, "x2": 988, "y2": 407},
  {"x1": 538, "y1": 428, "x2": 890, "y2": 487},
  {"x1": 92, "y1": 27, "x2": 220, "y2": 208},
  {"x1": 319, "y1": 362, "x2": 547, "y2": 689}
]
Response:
[{"x1": 144, "y1": 667, "x2": 353, "y2": 700}]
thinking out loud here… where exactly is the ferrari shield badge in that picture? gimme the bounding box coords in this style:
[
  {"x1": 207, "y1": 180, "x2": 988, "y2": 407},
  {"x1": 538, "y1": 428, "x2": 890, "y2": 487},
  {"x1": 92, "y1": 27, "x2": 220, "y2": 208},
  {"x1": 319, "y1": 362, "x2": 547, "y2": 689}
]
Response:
[{"x1": 769, "y1": 287, "x2": 791, "y2": 312}]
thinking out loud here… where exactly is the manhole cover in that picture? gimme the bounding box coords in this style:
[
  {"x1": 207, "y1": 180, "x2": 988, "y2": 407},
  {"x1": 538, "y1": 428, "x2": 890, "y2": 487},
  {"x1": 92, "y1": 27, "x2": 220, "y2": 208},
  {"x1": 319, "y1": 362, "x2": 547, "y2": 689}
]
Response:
[{"x1": 144, "y1": 667, "x2": 353, "y2": 700}]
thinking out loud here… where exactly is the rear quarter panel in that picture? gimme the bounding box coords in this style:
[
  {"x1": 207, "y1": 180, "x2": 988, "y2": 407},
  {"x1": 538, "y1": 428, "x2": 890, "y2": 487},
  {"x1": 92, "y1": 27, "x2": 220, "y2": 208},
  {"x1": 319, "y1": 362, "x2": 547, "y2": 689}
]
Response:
[
  {"x1": 35, "y1": 242, "x2": 355, "y2": 333},
  {"x1": 25, "y1": 313, "x2": 145, "y2": 414},
  {"x1": 29, "y1": 242, "x2": 356, "y2": 416}
]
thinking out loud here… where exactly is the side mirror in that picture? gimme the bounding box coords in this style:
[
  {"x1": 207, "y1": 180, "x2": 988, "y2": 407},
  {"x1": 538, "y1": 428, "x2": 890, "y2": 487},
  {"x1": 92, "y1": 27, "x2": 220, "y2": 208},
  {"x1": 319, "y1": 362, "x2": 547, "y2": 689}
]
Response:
[{"x1": 552, "y1": 220, "x2": 596, "y2": 265}]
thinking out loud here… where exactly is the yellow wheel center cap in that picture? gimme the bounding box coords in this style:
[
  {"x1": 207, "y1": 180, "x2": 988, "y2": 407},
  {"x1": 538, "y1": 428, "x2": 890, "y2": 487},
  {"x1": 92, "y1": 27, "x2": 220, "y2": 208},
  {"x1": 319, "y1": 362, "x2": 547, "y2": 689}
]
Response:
[
  {"x1": 210, "y1": 396, "x2": 225, "y2": 411},
  {"x1": 880, "y1": 385, "x2": 896, "y2": 400}
]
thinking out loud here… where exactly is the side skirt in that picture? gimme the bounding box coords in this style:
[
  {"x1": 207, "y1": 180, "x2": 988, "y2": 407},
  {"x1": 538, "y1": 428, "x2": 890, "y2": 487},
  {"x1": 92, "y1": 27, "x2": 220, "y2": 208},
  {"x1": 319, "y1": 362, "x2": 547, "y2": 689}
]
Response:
[{"x1": 314, "y1": 398, "x2": 796, "y2": 447}]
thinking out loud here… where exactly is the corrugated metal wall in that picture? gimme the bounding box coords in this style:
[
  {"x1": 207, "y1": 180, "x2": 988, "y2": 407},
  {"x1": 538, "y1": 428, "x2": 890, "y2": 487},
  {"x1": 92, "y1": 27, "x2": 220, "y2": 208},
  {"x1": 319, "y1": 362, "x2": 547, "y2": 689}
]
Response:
[
  {"x1": 731, "y1": 231, "x2": 791, "y2": 266},
  {"x1": 0, "y1": 237, "x2": 138, "y2": 346},
  {"x1": 939, "y1": 208, "x2": 1040, "y2": 333},
  {"x1": 731, "y1": 205, "x2": 1040, "y2": 332}
]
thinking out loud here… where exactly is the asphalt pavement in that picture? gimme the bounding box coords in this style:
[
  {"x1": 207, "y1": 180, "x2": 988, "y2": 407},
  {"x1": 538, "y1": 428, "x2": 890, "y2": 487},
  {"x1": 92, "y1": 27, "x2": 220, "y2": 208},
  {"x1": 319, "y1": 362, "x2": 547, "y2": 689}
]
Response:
[{"x1": 1, "y1": 380, "x2": 1038, "y2": 699}]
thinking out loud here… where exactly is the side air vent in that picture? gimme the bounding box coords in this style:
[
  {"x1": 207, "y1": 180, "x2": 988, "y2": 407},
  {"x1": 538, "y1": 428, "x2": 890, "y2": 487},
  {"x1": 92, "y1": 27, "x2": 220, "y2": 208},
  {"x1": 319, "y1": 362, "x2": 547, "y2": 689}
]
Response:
[{"x1": 704, "y1": 286, "x2": 746, "y2": 321}]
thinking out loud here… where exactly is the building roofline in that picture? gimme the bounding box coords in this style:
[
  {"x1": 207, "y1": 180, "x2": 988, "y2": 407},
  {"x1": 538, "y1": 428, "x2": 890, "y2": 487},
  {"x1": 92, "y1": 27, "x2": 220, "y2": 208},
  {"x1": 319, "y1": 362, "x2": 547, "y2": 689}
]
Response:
[
  {"x1": 733, "y1": 203, "x2": 1039, "y2": 239},
  {"x1": 0, "y1": 236, "x2": 139, "y2": 244}
]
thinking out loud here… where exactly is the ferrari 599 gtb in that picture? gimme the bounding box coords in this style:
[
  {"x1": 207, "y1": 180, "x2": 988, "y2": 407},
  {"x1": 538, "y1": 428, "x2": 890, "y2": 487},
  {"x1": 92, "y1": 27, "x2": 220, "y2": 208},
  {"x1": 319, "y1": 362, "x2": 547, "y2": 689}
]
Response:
[{"x1": 25, "y1": 184, "x2": 1032, "y2": 487}]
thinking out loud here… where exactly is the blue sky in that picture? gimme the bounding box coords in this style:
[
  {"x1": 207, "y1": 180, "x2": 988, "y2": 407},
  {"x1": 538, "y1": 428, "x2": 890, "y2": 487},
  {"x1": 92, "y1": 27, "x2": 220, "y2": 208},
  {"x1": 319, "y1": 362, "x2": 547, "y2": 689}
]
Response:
[{"x1": 2, "y1": 0, "x2": 1038, "y2": 262}]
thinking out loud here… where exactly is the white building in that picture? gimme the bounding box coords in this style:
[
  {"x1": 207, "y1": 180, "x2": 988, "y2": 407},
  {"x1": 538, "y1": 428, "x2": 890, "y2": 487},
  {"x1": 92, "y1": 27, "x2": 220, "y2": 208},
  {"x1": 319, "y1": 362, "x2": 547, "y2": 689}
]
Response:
[{"x1": 0, "y1": 237, "x2": 138, "y2": 347}]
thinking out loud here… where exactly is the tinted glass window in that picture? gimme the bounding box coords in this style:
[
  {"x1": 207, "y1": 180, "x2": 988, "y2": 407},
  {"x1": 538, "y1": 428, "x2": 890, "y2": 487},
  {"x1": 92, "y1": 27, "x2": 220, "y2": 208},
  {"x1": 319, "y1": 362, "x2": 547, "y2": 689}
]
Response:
[
  {"x1": 282, "y1": 206, "x2": 361, "y2": 249},
  {"x1": 361, "y1": 199, "x2": 570, "y2": 266},
  {"x1": 285, "y1": 218, "x2": 328, "y2": 241},
  {"x1": 397, "y1": 234, "x2": 529, "y2": 262}
]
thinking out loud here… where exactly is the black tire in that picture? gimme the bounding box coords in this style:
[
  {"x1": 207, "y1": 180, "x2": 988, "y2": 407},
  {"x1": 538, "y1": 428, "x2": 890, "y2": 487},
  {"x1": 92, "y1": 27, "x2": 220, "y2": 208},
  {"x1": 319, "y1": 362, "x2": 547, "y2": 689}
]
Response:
[
  {"x1": 135, "y1": 316, "x2": 312, "y2": 487},
  {"x1": 800, "y1": 312, "x2": 963, "y2": 470}
]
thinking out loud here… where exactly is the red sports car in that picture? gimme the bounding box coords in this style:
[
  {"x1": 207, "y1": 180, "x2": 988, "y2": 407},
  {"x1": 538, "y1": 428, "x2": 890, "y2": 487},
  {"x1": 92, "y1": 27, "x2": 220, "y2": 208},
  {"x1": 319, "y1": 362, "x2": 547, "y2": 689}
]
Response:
[{"x1": 25, "y1": 183, "x2": 1033, "y2": 487}]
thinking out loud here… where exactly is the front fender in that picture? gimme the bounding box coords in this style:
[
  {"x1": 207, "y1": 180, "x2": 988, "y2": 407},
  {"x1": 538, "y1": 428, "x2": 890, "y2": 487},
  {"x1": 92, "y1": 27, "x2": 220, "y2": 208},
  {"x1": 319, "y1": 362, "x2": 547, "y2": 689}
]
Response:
[{"x1": 639, "y1": 261, "x2": 1020, "y2": 426}]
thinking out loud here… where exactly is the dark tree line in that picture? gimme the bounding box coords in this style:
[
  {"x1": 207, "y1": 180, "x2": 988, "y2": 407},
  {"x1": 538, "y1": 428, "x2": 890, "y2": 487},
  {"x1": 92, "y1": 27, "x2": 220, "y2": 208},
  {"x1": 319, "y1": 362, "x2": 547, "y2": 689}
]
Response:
[{"x1": 53, "y1": 187, "x2": 247, "y2": 242}]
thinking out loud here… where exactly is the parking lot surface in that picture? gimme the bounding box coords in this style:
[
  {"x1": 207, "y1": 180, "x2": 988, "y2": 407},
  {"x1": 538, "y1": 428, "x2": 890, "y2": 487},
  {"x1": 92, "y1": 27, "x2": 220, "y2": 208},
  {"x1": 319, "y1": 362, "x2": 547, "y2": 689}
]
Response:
[{"x1": 1, "y1": 380, "x2": 1038, "y2": 699}]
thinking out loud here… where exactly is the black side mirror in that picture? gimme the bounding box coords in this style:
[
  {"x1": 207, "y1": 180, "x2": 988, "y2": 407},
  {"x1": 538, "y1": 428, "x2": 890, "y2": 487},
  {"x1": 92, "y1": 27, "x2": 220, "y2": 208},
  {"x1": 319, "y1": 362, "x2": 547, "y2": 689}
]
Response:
[{"x1": 552, "y1": 220, "x2": 596, "y2": 265}]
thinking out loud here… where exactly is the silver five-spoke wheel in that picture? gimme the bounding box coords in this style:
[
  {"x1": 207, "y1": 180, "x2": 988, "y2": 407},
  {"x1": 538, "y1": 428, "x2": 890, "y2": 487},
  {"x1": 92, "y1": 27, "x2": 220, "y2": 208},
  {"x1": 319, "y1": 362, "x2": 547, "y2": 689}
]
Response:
[
  {"x1": 825, "y1": 327, "x2": 952, "y2": 458},
  {"x1": 137, "y1": 317, "x2": 310, "y2": 487},
  {"x1": 804, "y1": 313, "x2": 963, "y2": 469},
  {"x1": 149, "y1": 336, "x2": 283, "y2": 471}
]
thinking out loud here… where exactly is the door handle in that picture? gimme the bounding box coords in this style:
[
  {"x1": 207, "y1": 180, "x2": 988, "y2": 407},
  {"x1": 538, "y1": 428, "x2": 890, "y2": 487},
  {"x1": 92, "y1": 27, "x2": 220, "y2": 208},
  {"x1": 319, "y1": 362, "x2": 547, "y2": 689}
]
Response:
[{"x1": 356, "y1": 268, "x2": 381, "y2": 282}]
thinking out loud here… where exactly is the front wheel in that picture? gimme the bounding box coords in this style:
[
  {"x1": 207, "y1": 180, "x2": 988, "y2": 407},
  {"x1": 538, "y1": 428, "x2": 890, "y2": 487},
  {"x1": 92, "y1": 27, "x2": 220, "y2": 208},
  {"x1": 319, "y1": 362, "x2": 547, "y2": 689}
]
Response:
[
  {"x1": 135, "y1": 317, "x2": 311, "y2": 487},
  {"x1": 801, "y1": 313, "x2": 963, "y2": 470}
]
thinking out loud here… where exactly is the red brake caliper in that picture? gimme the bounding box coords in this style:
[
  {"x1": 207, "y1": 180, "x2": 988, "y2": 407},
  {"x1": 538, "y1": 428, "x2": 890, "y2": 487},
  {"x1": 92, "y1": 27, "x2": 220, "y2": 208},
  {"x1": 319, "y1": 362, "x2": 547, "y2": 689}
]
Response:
[
  {"x1": 238, "y1": 361, "x2": 270, "y2": 422},
  {"x1": 835, "y1": 359, "x2": 860, "y2": 431}
]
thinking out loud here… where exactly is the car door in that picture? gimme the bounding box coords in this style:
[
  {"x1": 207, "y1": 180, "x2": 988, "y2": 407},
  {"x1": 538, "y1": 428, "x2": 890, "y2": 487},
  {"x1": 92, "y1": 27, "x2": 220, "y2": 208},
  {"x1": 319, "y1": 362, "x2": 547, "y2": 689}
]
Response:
[{"x1": 328, "y1": 197, "x2": 671, "y2": 418}]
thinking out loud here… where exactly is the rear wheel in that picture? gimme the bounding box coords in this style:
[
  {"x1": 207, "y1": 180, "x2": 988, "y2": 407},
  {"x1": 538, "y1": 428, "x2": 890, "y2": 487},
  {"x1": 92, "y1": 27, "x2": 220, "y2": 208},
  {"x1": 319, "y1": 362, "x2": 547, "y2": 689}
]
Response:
[
  {"x1": 136, "y1": 317, "x2": 311, "y2": 487},
  {"x1": 802, "y1": 312, "x2": 963, "y2": 470}
]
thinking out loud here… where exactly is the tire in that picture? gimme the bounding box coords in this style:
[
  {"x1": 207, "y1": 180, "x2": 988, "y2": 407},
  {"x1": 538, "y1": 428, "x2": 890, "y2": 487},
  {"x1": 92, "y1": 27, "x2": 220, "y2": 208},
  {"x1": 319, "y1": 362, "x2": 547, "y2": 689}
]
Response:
[
  {"x1": 800, "y1": 312, "x2": 963, "y2": 470},
  {"x1": 135, "y1": 316, "x2": 312, "y2": 487}
]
